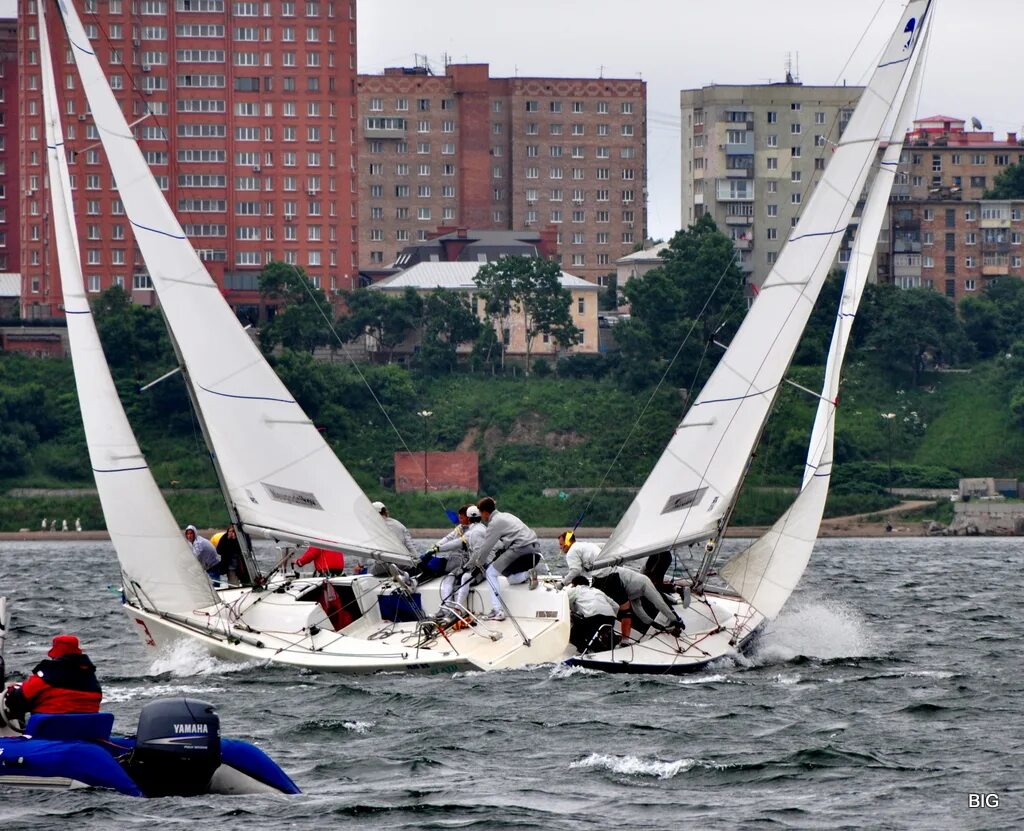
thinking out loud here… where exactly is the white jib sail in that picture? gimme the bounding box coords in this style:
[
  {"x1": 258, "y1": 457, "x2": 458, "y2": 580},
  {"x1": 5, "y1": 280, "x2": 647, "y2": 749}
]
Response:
[
  {"x1": 597, "y1": 0, "x2": 934, "y2": 568},
  {"x1": 718, "y1": 25, "x2": 932, "y2": 620},
  {"x1": 54, "y1": 0, "x2": 411, "y2": 563},
  {"x1": 39, "y1": 5, "x2": 217, "y2": 614}
]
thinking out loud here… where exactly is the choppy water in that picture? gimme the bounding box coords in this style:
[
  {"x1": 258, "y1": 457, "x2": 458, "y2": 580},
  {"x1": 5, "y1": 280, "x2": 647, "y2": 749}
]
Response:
[{"x1": 0, "y1": 537, "x2": 1021, "y2": 829}]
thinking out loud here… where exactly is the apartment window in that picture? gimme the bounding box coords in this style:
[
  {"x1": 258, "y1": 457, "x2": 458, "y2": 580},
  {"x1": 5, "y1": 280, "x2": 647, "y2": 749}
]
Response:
[
  {"x1": 550, "y1": 101, "x2": 562, "y2": 113},
  {"x1": 766, "y1": 135, "x2": 778, "y2": 148},
  {"x1": 526, "y1": 100, "x2": 538, "y2": 112},
  {"x1": 815, "y1": 111, "x2": 826, "y2": 124},
  {"x1": 767, "y1": 204, "x2": 778, "y2": 217},
  {"x1": 767, "y1": 157, "x2": 778, "y2": 170}
]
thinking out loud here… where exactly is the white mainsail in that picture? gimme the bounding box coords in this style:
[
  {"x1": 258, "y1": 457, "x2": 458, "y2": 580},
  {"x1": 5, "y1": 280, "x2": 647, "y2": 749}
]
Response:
[
  {"x1": 39, "y1": 6, "x2": 217, "y2": 614},
  {"x1": 598, "y1": 0, "x2": 934, "y2": 566},
  {"x1": 54, "y1": 0, "x2": 411, "y2": 564},
  {"x1": 718, "y1": 26, "x2": 932, "y2": 619}
]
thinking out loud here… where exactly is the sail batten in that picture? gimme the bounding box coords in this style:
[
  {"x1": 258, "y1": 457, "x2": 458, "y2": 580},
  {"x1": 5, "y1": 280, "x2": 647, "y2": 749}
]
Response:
[
  {"x1": 596, "y1": 1, "x2": 933, "y2": 569},
  {"x1": 39, "y1": 4, "x2": 217, "y2": 614},
  {"x1": 55, "y1": 0, "x2": 412, "y2": 562}
]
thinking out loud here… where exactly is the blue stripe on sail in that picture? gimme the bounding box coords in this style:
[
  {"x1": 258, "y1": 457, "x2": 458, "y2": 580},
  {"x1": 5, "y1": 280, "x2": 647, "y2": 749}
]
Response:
[
  {"x1": 198, "y1": 382, "x2": 296, "y2": 405},
  {"x1": 68, "y1": 39, "x2": 96, "y2": 57},
  {"x1": 697, "y1": 384, "x2": 778, "y2": 407},
  {"x1": 878, "y1": 55, "x2": 912, "y2": 69},
  {"x1": 93, "y1": 465, "x2": 149, "y2": 474},
  {"x1": 65, "y1": 309, "x2": 91, "y2": 315},
  {"x1": 46, "y1": 142, "x2": 65, "y2": 149},
  {"x1": 130, "y1": 219, "x2": 187, "y2": 240},
  {"x1": 880, "y1": 160, "x2": 900, "y2": 167},
  {"x1": 788, "y1": 228, "x2": 846, "y2": 244}
]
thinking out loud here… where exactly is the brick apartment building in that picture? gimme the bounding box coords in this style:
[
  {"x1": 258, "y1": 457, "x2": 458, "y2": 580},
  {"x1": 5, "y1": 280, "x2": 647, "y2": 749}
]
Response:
[
  {"x1": 887, "y1": 116, "x2": 1024, "y2": 302},
  {"x1": 680, "y1": 81, "x2": 864, "y2": 288},
  {"x1": 356, "y1": 63, "x2": 647, "y2": 286},
  {"x1": 18, "y1": 0, "x2": 357, "y2": 321},
  {"x1": 0, "y1": 13, "x2": 19, "y2": 282}
]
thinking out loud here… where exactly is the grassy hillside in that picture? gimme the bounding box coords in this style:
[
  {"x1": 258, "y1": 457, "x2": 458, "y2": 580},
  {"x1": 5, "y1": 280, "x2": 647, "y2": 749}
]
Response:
[{"x1": 2, "y1": 350, "x2": 1020, "y2": 531}]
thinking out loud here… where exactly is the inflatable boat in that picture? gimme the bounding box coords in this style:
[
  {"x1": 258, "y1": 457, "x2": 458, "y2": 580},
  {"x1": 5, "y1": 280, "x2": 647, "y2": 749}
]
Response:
[{"x1": 0, "y1": 697, "x2": 300, "y2": 797}]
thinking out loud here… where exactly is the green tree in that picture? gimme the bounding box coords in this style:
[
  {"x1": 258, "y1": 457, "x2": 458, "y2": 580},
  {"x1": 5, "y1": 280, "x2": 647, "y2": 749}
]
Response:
[
  {"x1": 257, "y1": 262, "x2": 333, "y2": 354},
  {"x1": 959, "y1": 294, "x2": 1006, "y2": 359},
  {"x1": 474, "y1": 255, "x2": 582, "y2": 375},
  {"x1": 984, "y1": 162, "x2": 1024, "y2": 199},
  {"x1": 337, "y1": 286, "x2": 423, "y2": 364},
  {"x1": 414, "y1": 289, "x2": 481, "y2": 375},
  {"x1": 613, "y1": 215, "x2": 746, "y2": 389},
  {"x1": 92, "y1": 285, "x2": 173, "y2": 370},
  {"x1": 861, "y1": 284, "x2": 969, "y2": 383},
  {"x1": 598, "y1": 271, "x2": 619, "y2": 310}
]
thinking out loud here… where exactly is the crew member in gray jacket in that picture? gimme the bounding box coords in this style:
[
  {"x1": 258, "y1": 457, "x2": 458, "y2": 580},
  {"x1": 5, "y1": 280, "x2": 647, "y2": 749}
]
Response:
[{"x1": 465, "y1": 497, "x2": 542, "y2": 621}]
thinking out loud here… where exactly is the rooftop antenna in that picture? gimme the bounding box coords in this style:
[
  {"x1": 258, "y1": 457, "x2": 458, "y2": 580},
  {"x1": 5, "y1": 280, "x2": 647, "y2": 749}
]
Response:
[{"x1": 971, "y1": 116, "x2": 983, "y2": 130}]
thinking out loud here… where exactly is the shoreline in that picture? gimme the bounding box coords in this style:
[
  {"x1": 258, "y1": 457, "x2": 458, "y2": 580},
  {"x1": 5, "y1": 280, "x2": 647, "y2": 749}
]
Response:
[{"x1": 0, "y1": 523, "x2": 943, "y2": 543}]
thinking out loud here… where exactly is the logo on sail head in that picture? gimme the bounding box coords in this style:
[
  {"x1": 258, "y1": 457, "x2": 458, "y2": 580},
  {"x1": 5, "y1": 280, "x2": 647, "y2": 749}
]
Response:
[
  {"x1": 903, "y1": 17, "x2": 917, "y2": 49},
  {"x1": 661, "y1": 487, "x2": 708, "y2": 515},
  {"x1": 263, "y1": 483, "x2": 324, "y2": 510}
]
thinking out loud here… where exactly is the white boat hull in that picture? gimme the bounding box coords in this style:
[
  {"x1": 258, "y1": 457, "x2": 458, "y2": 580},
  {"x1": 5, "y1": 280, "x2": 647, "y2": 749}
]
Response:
[
  {"x1": 123, "y1": 574, "x2": 573, "y2": 674},
  {"x1": 567, "y1": 591, "x2": 765, "y2": 674}
]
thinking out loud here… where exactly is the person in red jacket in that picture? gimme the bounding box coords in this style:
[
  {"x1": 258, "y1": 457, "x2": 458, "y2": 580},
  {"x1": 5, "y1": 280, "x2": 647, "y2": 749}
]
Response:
[
  {"x1": 293, "y1": 544, "x2": 345, "y2": 577},
  {"x1": 1, "y1": 635, "x2": 103, "y2": 725}
]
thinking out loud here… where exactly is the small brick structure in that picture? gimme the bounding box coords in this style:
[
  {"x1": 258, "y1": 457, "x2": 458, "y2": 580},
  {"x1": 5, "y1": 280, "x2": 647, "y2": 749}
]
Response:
[{"x1": 395, "y1": 451, "x2": 478, "y2": 494}]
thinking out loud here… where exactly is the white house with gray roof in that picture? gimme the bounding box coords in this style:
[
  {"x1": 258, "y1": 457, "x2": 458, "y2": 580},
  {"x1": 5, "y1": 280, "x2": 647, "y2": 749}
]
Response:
[{"x1": 369, "y1": 261, "x2": 600, "y2": 356}]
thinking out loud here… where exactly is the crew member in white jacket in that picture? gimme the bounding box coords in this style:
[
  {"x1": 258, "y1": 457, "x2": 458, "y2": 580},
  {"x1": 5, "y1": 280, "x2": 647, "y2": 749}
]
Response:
[
  {"x1": 422, "y1": 504, "x2": 487, "y2": 616},
  {"x1": 557, "y1": 530, "x2": 612, "y2": 588},
  {"x1": 465, "y1": 497, "x2": 543, "y2": 621}
]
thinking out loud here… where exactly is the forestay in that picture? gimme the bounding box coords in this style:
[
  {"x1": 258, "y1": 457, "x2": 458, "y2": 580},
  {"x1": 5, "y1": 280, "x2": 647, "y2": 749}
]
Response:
[
  {"x1": 54, "y1": 0, "x2": 411, "y2": 564},
  {"x1": 718, "y1": 21, "x2": 932, "y2": 619},
  {"x1": 597, "y1": 1, "x2": 934, "y2": 567},
  {"x1": 39, "y1": 6, "x2": 216, "y2": 614}
]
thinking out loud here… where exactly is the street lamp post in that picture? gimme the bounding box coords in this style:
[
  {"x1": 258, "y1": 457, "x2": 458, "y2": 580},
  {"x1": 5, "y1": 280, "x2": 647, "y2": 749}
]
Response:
[
  {"x1": 880, "y1": 412, "x2": 896, "y2": 495},
  {"x1": 417, "y1": 410, "x2": 433, "y2": 494}
]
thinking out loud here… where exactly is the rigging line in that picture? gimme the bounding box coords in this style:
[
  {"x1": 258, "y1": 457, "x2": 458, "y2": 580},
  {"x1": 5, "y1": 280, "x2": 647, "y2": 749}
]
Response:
[
  {"x1": 285, "y1": 261, "x2": 456, "y2": 520},
  {"x1": 576, "y1": 249, "x2": 741, "y2": 528},
  {"x1": 831, "y1": 0, "x2": 888, "y2": 88}
]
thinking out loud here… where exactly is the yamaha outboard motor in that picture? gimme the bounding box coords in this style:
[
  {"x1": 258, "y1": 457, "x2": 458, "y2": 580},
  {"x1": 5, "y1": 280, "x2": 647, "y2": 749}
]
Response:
[{"x1": 125, "y1": 698, "x2": 221, "y2": 797}]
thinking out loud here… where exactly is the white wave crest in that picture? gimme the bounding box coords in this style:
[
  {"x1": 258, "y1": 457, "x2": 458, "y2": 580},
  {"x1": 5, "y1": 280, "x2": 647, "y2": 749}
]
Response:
[
  {"x1": 750, "y1": 596, "x2": 876, "y2": 664},
  {"x1": 342, "y1": 720, "x2": 375, "y2": 734},
  {"x1": 676, "y1": 673, "x2": 728, "y2": 685},
  {"x1": 570, "y1": 753, "x2": 697, "y2": 779},
  {"x1": 103, "y1": 681, "x2": 227, "y2": 704},
  {"x1": 147, "y1": 638, "x2": 262, "y2": 677},
  {"x1": 548, "y1": 663, "x2": 604, "y2": 680}
]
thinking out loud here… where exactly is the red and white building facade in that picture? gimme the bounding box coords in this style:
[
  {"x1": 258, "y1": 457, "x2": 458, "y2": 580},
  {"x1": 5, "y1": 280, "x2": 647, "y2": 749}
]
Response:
[{"x1": 17, "y1": 0, "x2": 358, "y2": 320}]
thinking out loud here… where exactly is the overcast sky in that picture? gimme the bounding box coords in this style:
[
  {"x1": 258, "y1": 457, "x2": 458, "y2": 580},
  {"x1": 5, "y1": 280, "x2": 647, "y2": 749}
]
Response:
[{"x1": 360, "y1": 0, "x2": 1024, "y2": 240}]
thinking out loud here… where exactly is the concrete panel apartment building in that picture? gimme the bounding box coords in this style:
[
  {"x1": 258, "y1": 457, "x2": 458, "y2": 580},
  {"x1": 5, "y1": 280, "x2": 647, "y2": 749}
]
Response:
[
  {"x1": 356, "y1": 63, "x2": 647, "y2": 286},
  {"x1": 17, "y1": 0, "x2": 358, "y2": 321},
  {"x1": 680, "y1": 81, "x2": 863, "y2": 289},
  {"x1": 888, "y1": 116, "x2": 1024, "y2": 302}
]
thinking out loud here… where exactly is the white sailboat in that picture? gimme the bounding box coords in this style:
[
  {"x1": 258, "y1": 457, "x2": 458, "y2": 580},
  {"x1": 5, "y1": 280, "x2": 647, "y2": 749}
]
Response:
[
  {"x1": 571, "y1": 0, "x2": 935, "y2": 672},
  {"x1": 47, "y1": 0, "x2": 571, "y2": 674}
]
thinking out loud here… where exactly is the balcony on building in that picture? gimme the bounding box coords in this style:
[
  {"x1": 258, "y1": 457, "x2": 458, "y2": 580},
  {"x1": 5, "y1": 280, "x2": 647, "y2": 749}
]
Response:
[
  {"x1": 725, "y1": 203, "x2": 754, "y2": 226},
  {"x1": 725, "y1": 154, "x2": 754, "y2": 179},
  {"x1": 893, "y1": 253, "x2": 922, "y2": 279},
  {"x1": 716, "y1": 178, "x2": 755, "y2": 202},
  {"x1": 364, "y1": 116, "x2": 407, "y2": 140},
  {"x1": 980, "y1": 201, "x2": 1012, "y2": 229},
  {"x1": 982, "y1": 254, "x2": 1010, "y2": 276}
]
